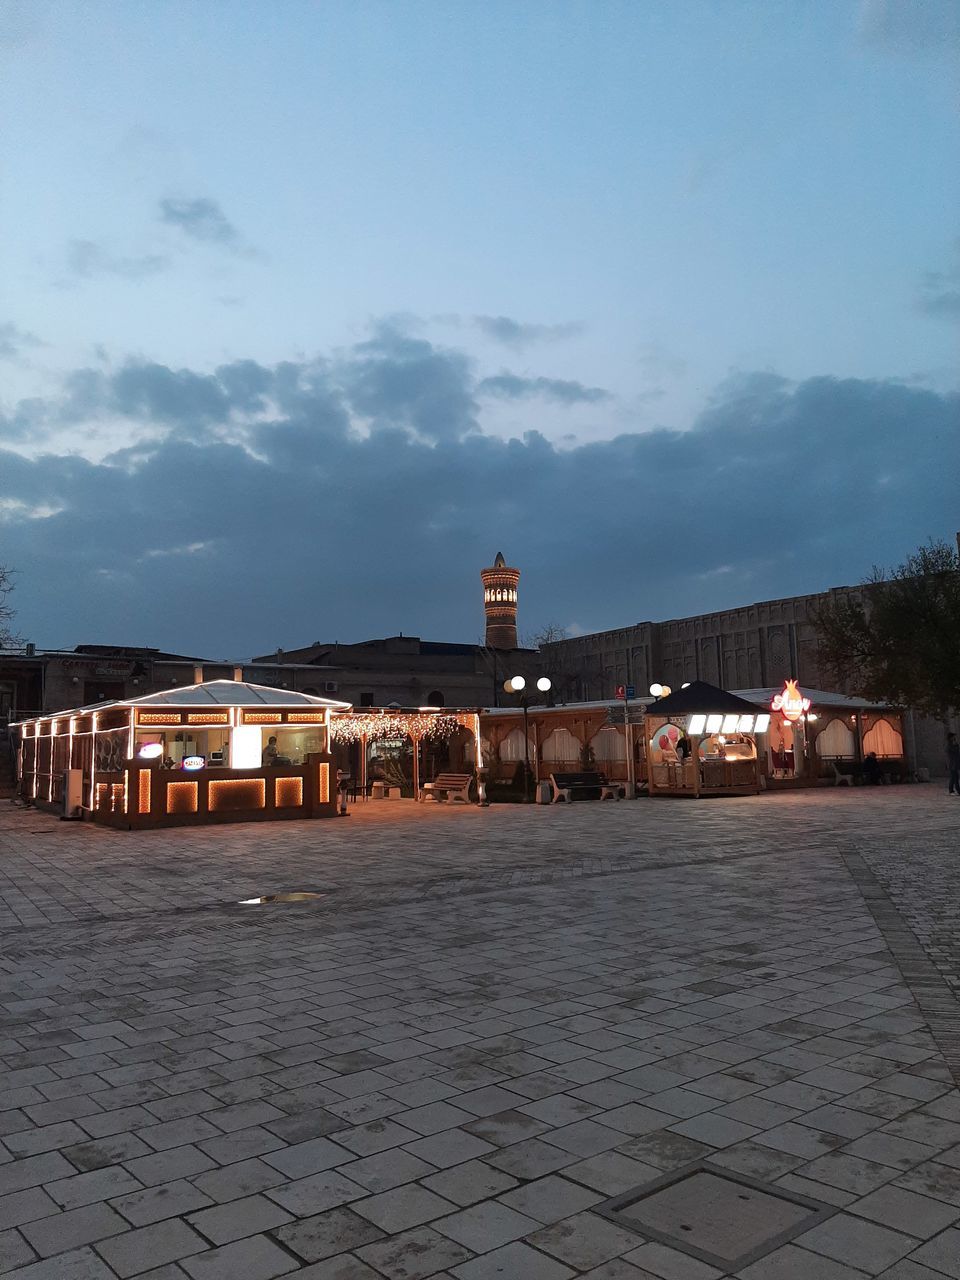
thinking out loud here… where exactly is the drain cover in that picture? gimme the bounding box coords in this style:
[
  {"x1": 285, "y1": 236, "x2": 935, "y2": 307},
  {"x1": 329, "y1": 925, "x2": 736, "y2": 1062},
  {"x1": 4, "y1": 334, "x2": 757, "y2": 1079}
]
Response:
[
  {"x1": 238, "y1": 892, "x2": 326, "y2": 905},
  {"x1": 595, "y1": 1161, "x2": 837, "y2": 1271}
]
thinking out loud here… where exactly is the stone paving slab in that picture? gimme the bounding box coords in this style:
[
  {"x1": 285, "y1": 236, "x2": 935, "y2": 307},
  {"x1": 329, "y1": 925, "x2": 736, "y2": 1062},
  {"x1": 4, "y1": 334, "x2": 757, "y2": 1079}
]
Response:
[{"x1": 2, "y1": 789, "x2": 960, "y2": 1278}]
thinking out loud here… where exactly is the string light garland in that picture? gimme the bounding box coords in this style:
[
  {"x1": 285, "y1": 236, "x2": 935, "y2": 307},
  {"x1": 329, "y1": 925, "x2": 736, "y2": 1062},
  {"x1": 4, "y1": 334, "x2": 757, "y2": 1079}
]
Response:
[{"x1": 331, "y1": 712, "x2": 469, "y2": 743}]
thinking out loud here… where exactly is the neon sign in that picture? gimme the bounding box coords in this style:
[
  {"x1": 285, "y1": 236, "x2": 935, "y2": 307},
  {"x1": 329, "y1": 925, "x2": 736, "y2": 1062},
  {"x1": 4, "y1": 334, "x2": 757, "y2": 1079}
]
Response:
[
  {"x1": 771, "y1": 679, "x2": 810, "y2": 723},
  {"x1": 182, "y1": 756, "x2": 206, "y2": 771}
]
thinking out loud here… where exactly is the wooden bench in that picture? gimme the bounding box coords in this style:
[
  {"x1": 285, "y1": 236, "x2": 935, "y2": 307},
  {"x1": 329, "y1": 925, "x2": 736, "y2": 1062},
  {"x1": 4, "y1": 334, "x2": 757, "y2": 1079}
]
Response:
[
  {"x1": 831, "y1": 762, "x2": 855, "y2": 787},
  {"x1": 550, "y1": 772, "x2": 624, "y2": 803},
  {"x1": 419, "y1": 773, "x2": 473, "y2": 804}
]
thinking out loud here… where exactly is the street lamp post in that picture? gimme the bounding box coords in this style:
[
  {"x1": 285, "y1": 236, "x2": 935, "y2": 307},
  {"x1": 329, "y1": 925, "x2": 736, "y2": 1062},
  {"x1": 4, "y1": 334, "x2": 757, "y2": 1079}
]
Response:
[{"x1": 505, "y1": 675, "x2": 552, "y2": 803}]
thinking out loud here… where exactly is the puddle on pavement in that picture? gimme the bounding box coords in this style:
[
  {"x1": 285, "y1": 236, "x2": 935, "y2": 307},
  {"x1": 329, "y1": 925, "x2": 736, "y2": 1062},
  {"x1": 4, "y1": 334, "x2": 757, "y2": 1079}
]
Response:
[{"x1": 238, "y1": 891, "x2": 326, "y2": 905}]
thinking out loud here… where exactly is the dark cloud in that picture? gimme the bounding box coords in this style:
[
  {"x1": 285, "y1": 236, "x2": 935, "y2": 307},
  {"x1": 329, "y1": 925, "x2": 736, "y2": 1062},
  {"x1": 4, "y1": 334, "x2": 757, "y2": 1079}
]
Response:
[
  {"x1": 1, "y1": 335, "x2": 955, "y2": 656},
  {"x1": 859, "y1": 0, "x2": 960, "y2": 54},
  {"x1": 478, "y1": 373, "x2": 612, "y2": 405},
  {"x1": 159, "y1": 197, "x2": 240, "y2": 248},
  {"x1": 919, "y1": 249, "x2": 960, "y2": 321},
  {"x1": 110, "y1": 361, "x2": 232, "y2": 426},
  {"x1": 472, "y1": 316, "x2": 581, "y2": 347},
  {"x1": 66, "y1": 239, "x2": 169, "y2": 281},
  {"x1": 342, "y1": 324, "x2": 478, "y2": 441},
  {"x1": 0, "y1": 322, "x2": 43, "y2": 360}
]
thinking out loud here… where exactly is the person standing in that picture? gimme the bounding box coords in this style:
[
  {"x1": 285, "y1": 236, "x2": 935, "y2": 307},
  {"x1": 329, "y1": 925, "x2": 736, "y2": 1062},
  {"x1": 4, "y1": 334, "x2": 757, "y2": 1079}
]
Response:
[{"x1": 948, "y1": 732, "x2": 960, "y2": 795}]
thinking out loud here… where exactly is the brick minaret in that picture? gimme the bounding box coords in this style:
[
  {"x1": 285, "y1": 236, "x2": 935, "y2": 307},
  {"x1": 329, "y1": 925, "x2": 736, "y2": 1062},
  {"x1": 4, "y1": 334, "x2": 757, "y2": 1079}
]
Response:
[{"x1": 481, "y1": 552, "x2": 520, "y2": 649}]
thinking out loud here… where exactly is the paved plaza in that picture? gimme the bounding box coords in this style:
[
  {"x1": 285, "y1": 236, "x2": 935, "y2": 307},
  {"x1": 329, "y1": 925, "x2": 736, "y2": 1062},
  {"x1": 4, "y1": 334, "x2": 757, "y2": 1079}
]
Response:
[{"x1": 1, "y1": 788, "x2": 960, "y2": 1279}]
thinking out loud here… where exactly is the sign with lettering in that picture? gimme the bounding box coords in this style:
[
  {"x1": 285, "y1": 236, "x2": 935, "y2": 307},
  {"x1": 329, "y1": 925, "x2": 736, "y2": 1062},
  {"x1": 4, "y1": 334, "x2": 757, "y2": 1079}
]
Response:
[{"x1": 771, "y1": 679, "x2": 810, "y2": 722}]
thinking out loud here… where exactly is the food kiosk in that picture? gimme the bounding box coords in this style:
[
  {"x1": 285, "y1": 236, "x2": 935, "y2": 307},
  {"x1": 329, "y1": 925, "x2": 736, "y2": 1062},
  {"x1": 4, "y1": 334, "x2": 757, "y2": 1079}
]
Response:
[
  {"x1": 645, "y1": 681, "x2": 769, "y2": 797},
  {"x1": 15, "y1": 677, "x2": 350, "y2": 828}
]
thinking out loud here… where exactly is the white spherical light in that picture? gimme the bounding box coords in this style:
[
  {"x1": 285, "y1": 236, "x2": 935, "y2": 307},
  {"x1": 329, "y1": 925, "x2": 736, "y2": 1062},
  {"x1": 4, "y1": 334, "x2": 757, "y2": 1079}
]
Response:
[
  {"x1": 536, "y1": 676, "x2": 552, "y2": 693},
  {"x1": 649, "y1": 683, "x2": 663, "y2": 697}
]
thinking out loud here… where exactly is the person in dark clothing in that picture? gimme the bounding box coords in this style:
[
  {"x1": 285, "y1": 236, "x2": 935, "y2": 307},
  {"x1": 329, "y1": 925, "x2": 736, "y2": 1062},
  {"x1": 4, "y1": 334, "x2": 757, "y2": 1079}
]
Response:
[
  {"x1": 948, "y1": 732, "x2": 960, "y2": 795},
  {"x1": 863, "y1": 751, "x2": 882, "y2": 785}
]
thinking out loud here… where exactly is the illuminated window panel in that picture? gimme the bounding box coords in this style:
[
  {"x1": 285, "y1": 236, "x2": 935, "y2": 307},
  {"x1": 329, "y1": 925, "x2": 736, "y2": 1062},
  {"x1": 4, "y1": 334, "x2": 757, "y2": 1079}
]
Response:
[
  {"x1": 95, "y1": 783, "x2": 109, "y2": 810},
  {"x1": 286, "y1": 713, "x2": 326, "y2": 724},
  {"x1": 706, "y1": 714, "x2": 723, "y2": 734},
  {"x1": 138, "y1": 769, "x2": 151, "y2": 815},
  {"x1": 738, "y1": 714, "x2": 755, "y2": 733},
  {"x1": 187, "y1": 713, "x2": 229, "y2": 725},
  {"x1": 275, "y1": 776, "x2": 304, "y2": 808},
  {"x1": 754, "y1": 714, "x2": 771, "y2": 734},
  {"x1": 243, "y1": 712, "x2": 281, "y2": 725},
  {"x1": 111, "y1": 783, "x2": 125, "y2": 813},
  {"x1": 318, "y1": 762, "x2": 330, "y2": 804},
  {"x1": 167, "y1": 781, "x2": 199, "y2": 814},
  {"x1": 722, "y1": 714, "x2": 740, "y2": 734},
  {"x1": 139, "y1": 713, "x2": 182, "y2": 726},
  {"x1": 688, "y1": 714, "x2": 706, "y2": 735},
  {"x1": 209, "y1": 779, "x2": 266, "y2": 812}
]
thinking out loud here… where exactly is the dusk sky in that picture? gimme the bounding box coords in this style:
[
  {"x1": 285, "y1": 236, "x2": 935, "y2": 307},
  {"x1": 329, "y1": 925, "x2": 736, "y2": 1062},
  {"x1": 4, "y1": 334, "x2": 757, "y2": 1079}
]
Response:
[{"x1": 1, "y1": 0, "x2": 958, "y2": 657}]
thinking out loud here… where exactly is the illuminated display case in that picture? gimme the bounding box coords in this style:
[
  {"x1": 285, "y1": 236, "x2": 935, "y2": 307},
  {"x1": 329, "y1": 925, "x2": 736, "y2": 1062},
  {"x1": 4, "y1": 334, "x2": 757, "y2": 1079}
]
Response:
[{"x1": 14, "y1": 678, "x2": 346, "y2": 830}]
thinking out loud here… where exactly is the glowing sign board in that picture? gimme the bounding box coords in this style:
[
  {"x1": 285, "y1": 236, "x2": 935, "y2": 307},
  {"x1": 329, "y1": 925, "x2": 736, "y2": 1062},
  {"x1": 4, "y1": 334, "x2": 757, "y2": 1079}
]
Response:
[
  {"x1": 771, "y1": 679, "x2": 811, "y2": 722},
  {"x1": 182, "y1": 756, "x2": 205, "y2": 771}
]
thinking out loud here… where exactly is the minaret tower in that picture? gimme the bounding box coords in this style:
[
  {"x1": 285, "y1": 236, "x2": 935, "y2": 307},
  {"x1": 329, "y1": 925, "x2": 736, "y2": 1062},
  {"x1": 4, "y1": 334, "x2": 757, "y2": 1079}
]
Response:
[{"x1": 481, "y1": 552, "x2": 520, "y2": 649}]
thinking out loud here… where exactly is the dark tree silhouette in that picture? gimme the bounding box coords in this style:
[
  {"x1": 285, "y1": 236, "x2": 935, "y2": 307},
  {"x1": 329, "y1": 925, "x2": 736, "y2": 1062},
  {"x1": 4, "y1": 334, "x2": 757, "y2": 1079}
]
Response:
[{"x1": 813, "y1": 538, "x2": 960, "y2": 719}]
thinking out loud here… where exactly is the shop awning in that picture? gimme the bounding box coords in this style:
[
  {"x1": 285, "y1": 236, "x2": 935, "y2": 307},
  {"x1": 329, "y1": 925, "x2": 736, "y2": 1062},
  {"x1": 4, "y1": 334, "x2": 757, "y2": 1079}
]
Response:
[
  {"x1": 651, "y1": 681, "x2": 761, "y2": 716},
  {"x1": 122, "y1": 679, "x2": 351, "y2": 710}
]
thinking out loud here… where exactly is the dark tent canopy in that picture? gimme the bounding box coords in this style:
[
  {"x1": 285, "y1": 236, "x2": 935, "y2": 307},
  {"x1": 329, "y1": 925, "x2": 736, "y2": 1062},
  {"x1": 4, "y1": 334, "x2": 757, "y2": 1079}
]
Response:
[{"x1": 650, "y1": 681, "x2": 761, "y2": 716}]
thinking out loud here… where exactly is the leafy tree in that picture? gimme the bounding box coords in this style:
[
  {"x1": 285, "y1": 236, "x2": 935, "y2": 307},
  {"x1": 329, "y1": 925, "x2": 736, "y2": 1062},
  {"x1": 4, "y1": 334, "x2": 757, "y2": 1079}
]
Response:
[
  {"x1": 813, "y1": 539, "x2": 960, "y2": 719},
  {"x1": 0, "y1": 564, "x2": 19, "y2": 648}
]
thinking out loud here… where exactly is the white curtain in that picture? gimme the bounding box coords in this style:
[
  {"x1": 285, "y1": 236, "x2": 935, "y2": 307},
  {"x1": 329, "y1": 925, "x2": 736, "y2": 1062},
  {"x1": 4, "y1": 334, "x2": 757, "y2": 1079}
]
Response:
[
  {"x1": 464, "y1": 737, "x2": 490, "y2": 764},
  {"x1": 499, "y1": 728, "x2": 533, "y2": 762},
  {"x1": 542, "y1": 728, "x2": 581, "y2": 763},
  {"x1": 591, "y1": 727, "x2": 626, "y2": 762},
  {"x1": 863, "y1": 719, "x2": 903, "y2": 758},
  {"x1": 815, "y1": 718, "x2": 856, "y2": 760}
]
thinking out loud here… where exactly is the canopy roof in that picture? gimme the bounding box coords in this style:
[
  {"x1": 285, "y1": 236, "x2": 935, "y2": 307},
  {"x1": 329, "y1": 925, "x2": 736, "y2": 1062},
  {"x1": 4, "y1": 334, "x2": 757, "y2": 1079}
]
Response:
[
  {"x1": 650, "y1": 681, "x2": 761, "y2": 716},
  {"x1": 126, "y1": 679, "x2": 351, "y2": 710},
  {"x1": 14, "y1": 680, "x2": 351, "y2": 725},
  {"x1": 733, "y1": 687, "x2": 890, "y2": 711}
]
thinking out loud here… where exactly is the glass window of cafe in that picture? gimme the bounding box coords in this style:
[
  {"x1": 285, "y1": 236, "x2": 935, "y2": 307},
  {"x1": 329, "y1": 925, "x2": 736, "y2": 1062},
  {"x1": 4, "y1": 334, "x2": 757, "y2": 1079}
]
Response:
[
  {"x1": 135, "y1": 728, "x2": 230, "y2": 767},
  {"x1": 693, "y1": 713, "x2": 762, "y2": 762},
  {"x1": 648, "y1": 713, "x2": 767, "y2": 765},
  {"x1": 258, "y1": 726, "x2": 325, "y2": 763},
  {"x1": 135, "y1": 725, "x2": 325, "y2": 768}
]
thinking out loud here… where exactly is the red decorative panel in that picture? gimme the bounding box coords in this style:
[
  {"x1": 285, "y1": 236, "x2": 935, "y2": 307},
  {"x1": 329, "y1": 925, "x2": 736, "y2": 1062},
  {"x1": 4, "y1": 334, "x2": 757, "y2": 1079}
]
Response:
[
  {"x1": 209, "y1": 779, "x2": 266, "y2": 812},
  {"x1": 275, "y1": 776, "x2": 304, "y2": 808},
  {"x1": 138, "y1": 770, "x2": 151, "y2": 814},
  {"x1": 166, "y1": 781, "x2": 199, "y2": 814}
]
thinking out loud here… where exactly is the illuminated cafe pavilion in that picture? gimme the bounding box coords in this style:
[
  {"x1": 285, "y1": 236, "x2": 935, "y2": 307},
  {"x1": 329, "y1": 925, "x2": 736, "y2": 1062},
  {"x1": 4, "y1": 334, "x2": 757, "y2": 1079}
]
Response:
[{"x1": 15, "y1": 677, "x2": 352, "y2": 829}]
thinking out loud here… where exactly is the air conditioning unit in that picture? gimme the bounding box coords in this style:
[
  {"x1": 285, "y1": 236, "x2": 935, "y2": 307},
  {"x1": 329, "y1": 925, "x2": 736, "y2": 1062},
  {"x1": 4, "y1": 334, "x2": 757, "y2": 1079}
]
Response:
[
  {"x1": 324, "y1": 682, "x2": 339, "y2": 693},
  {"x1": 62, "y1": 769, "x2": 84, "y2": 819}
]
